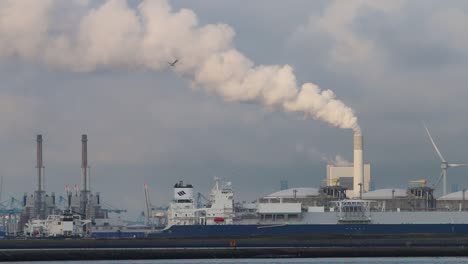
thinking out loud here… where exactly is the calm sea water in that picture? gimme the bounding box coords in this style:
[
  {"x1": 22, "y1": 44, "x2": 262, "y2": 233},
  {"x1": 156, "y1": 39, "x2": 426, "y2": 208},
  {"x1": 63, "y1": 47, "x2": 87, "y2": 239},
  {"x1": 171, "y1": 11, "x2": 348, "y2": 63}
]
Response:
[{"x1": 5, "y1": 258, "x2": 468, "y2": 264}]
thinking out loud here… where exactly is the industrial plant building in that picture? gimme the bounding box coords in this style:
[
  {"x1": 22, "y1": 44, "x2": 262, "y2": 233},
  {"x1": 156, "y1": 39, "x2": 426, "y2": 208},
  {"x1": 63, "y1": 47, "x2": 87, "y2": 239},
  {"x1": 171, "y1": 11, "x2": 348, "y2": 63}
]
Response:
[
  {"x1": 20, "y1": 134, "x2": 107, "y2": 232},
  {"x1": 437, "y1": 191, "x2": 468, "y2": 210},
  {"x1": 361, "y1": 186, "x2": 436, "y2": 211},
  {"x1": 326, "y1": 163, "x2": 371, "y2": 198},
  {"x1": 324, "y1": 132, "x2": 371, "y2": 198}
]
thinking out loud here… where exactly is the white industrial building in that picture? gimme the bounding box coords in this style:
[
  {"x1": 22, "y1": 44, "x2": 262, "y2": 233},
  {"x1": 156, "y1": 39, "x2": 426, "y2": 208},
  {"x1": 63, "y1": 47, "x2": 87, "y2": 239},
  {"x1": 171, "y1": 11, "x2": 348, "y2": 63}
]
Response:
[
  {"x1": 264, "y1": 188, "x2": 320, "y2": 199},
  {"x1": 326, "y1": 163, "x2": 371, "y2": 198},
  {"x1": 361, "y1": 188, "x2": 407, "y2": 199},
  {"x1": 437, "y1": 190, "x2": 468, "y2": 210},
  {"x1": 360, "y1": 187, "x2": 436, "y2": 211}
]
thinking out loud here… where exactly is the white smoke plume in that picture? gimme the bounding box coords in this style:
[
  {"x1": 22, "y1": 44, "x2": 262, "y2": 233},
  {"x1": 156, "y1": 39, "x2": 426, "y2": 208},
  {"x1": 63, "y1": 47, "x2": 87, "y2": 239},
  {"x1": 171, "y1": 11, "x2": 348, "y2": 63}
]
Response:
[
  {"x1": 323, "y1": 154, "x2": 352, "y2": 166},
  {"x1": 0, "y1": 0, "x2": 360, "y2": 132}
]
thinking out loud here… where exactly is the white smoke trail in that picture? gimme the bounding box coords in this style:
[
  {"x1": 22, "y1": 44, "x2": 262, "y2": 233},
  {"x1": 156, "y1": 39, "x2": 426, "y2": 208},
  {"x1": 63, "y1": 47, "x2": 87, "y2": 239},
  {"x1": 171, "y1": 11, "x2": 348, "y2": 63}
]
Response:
[
  {"x1": 324, "y1": 154, "x2": 352, "y2": 166},
  {"x1": 0, "y1": 0, "x2": 360, "y2": 132}
]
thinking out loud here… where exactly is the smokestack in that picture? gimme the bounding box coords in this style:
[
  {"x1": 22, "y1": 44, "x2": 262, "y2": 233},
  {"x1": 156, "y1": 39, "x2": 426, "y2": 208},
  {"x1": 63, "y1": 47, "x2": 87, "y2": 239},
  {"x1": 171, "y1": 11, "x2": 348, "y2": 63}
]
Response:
[
  {"x1": 81, "y1": 134, "x2": 88, "y2": 192},
  {"x1": 36, "y1": 135, "x2": 44, "y2": 192},
  {"x1": 353, "y1": 132, "x2": 364, "y2": 198}
]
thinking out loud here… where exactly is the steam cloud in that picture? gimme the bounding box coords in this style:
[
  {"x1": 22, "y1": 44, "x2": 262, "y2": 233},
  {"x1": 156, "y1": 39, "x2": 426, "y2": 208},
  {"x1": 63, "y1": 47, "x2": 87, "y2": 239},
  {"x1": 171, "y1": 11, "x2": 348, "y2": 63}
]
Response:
[
  {"x1": 323, "y1": 154, "x2": 352, "y2": 166},
  {"x1": 0, "y1": 0, "x2": 360, "y2": 132}
]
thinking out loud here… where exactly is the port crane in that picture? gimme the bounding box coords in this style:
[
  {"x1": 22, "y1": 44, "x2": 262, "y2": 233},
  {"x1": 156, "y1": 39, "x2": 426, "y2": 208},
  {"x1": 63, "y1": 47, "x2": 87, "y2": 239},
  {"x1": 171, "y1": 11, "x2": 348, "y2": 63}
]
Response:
[
  {"x1": 144, "y1": 183, "x2": 153, "y2": 227},
  {"x1": 143, "y1": 184, "x2": 167, "y2": 228},
  {"x1": 0, "y1": 196, "x2": 23, "y2": 236},
  {"x1": 197, "y1": 192, "x2": 211, "y2": 208}
]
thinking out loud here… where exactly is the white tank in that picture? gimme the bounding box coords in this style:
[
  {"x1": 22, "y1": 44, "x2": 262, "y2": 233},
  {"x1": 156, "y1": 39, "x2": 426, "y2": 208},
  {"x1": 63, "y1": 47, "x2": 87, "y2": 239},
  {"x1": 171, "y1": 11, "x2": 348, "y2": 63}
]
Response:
[{"x1": 173, "y1": 181, "x2": 194, "y2": 201}]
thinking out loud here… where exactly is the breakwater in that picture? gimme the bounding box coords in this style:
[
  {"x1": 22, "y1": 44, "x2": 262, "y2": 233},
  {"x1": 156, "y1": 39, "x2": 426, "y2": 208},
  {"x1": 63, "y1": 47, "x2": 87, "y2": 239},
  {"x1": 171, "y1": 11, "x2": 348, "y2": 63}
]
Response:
[{"x1": 2, "y1": 235, "x2": 468, "y2": 261}]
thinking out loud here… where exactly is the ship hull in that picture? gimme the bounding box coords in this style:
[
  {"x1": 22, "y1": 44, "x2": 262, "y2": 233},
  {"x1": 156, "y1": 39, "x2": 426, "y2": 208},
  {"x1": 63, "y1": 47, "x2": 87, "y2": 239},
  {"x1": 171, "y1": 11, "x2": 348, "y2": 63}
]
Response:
[
  {"x1": 90, "y1": 231, "x2": 147, "y2": 239},
  {"x1": 149, "y1": 224, "x2": 468, "y2": 238}
]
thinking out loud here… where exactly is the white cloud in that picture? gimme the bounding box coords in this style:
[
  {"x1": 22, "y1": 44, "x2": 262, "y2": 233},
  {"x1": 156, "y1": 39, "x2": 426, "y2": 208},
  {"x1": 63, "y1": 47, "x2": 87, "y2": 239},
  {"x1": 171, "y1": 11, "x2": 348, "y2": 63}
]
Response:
[
  {"x1": 291, "y1": 0, "x2": 405, "y2": 69},
  {"x1": 430, "y1": 8, "x2": 468, "y2": 52},
  {"x1": 0, "y1": 0, "x2": 53, "y2": 59}
]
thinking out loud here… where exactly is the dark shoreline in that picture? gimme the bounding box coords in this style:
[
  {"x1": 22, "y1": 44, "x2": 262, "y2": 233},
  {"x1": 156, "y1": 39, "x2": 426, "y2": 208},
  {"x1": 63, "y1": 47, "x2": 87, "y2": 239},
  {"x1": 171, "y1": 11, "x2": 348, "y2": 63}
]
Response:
[
  {"x1": 1, "y1": 235, "x2": 468, "y2": 261},
  {"x1": 2, "y1": 247, "x2": 468, "y2": 261}
]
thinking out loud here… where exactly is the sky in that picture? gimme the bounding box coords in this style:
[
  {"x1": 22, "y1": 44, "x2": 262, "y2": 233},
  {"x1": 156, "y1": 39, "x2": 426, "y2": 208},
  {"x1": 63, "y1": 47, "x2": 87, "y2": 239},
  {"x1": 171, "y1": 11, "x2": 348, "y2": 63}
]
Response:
[{"x1": 1, "y1": 0, "x2": 468, "y2": 218}]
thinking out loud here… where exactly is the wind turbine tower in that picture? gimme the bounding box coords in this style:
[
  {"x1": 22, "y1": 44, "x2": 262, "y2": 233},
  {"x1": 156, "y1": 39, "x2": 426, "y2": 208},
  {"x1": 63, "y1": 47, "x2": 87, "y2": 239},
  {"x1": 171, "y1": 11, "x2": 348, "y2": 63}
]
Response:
[{"x1": 424, "y1": 124, "x2": 468, "y2": 196}]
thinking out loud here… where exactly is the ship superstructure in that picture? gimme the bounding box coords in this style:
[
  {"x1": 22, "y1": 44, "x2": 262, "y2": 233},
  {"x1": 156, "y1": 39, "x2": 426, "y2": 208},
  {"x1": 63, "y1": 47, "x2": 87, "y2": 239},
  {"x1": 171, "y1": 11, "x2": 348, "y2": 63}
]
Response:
[
  {"x1": 167, "y1": 178, "x2": 234, "y2": 227},
  {"x1": 24, "y1": 211, "x2": 90, "y2": 238}
]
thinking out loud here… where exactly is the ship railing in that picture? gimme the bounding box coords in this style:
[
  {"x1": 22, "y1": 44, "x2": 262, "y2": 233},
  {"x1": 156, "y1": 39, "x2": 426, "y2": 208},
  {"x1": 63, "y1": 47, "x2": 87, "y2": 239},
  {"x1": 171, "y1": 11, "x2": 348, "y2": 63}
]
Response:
[{"x1": 332, "y1": 199, "x2": 373, "y2": 224}]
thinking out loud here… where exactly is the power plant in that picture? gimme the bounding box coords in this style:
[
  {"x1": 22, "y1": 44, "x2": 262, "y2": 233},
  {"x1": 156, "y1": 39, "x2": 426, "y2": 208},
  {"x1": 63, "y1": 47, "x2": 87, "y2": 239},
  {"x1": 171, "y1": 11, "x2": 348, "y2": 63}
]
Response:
[
  {"x1": 326, "y1": 133, "x2": 370, "y2": 198},
  {"x1": 20, "y1": 134, "x2": 108, "y2": 234}
]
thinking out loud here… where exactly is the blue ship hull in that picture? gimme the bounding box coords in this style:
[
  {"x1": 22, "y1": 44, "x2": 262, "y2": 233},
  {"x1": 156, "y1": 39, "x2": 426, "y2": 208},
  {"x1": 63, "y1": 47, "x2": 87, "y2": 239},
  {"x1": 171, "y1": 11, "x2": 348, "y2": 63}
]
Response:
[
  {"x1": 91, "y1": 231, "x2": 146, "y2": 239},
  {"x1": 150, "y1": 224, "x2": 468, "y2": 238}
]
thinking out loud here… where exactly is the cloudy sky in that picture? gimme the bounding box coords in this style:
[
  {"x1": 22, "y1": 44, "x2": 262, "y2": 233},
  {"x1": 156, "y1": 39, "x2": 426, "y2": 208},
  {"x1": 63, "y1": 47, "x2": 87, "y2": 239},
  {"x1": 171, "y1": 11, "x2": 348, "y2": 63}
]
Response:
[{"x1": 1, "y1": 0, "x2": 468, "y2": 217}]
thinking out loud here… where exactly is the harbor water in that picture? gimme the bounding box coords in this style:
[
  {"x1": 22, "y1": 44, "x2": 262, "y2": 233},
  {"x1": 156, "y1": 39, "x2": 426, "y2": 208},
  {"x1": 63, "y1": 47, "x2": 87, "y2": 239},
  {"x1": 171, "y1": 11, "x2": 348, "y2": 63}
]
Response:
[{"x1": 4, "y1": 258, "x2": 468, "y2": 264}]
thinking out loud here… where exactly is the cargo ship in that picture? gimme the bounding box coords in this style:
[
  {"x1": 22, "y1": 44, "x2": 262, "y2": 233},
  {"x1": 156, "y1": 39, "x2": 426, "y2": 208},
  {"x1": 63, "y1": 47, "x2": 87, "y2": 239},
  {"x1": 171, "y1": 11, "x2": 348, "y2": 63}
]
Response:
[{"x1": 148, "y1": 178, "x2": 468, "y2": 238}]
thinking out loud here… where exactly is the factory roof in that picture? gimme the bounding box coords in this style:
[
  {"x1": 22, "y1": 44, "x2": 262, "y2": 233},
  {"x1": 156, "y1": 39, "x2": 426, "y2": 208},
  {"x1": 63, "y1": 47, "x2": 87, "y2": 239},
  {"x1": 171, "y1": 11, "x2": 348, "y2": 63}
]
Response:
[
  {"x1": 438, "y1": 191, "x2": 468, "y2": 201},
  {"x1": 264, "y1": 187, "x2": 319, "y2": 198},
  {"x1": 361, "y1": 188, "x2": 407, "y2": 199}
]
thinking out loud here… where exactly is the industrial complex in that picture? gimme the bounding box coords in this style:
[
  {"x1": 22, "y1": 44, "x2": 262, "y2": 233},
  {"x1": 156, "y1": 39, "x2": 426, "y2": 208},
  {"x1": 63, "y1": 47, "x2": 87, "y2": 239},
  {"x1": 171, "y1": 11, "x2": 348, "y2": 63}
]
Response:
[
  {"x1": 3, "y1": 134, "x2": 122, "y2": 237},
  {"x1": 0, "y1": 128, "x2": 466, "y2": 239}
]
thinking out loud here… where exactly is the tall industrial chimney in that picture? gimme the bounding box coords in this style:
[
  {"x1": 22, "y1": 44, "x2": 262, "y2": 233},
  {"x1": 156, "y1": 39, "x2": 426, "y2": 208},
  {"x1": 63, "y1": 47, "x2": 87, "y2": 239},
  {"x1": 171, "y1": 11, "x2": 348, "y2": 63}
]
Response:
[
  {"x1": 36, "y1": 135, "x2": 44, "y2": 192},
  {"x1": 81, "y1": 134, "x2": 89, "y2": 192},
  {"x1": 353, "y1": 133, "x2": 364, "y2": 198}
]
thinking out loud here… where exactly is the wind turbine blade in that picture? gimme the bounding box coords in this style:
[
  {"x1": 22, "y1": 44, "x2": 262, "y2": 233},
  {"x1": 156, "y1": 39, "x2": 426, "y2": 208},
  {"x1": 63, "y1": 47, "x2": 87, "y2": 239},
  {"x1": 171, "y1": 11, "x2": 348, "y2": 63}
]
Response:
[
  {"x1": 448, "y1": 163, "x2": 468, "y2": 168},
  {"x1": 423, "y1": 123, "x2": 446, "y2": 162}
]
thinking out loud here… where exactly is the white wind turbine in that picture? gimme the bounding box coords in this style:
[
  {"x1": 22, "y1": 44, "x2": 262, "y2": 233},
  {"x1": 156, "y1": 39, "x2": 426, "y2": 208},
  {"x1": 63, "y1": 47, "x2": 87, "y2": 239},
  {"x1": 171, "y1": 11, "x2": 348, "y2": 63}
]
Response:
[{"x1": 424, "y1": 124, "x2": 468, "y2": 196}]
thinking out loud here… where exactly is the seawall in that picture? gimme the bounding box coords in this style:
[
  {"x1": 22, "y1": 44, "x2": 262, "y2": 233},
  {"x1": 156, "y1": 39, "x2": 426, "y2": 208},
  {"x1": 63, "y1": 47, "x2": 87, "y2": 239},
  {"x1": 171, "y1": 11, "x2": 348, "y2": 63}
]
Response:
[{"x1": 2, "y1": 235, "x2": 468, "y2": 261}]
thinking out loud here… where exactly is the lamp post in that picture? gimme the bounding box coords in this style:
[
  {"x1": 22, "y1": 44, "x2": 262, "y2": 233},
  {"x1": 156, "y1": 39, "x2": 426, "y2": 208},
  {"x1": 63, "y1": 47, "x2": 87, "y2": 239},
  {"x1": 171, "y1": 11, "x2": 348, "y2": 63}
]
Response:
[
  {"x1": 463, "y1": 189, "x2": 466, "y2": 211},
  {"x1": 358, "y1": 183, "x2": 363, "y2": 200}
]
